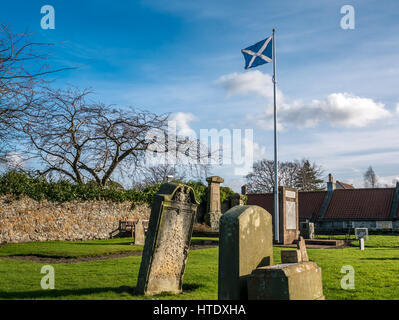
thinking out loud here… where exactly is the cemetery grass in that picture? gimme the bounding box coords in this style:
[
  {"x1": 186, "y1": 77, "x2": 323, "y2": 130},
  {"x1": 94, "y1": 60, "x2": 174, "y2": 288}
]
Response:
[{"x1": 0, "y1": 235, "x2": 398, "y2": 299}]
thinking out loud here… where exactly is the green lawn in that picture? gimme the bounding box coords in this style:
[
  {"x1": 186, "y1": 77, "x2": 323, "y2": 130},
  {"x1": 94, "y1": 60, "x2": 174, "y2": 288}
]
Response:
[{"x1": 0, "y1": 235, "x2": 398, "y2": 300}]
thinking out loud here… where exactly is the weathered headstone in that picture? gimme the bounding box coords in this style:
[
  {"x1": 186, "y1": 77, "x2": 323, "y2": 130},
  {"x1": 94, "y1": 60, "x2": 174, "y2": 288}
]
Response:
[
  {"x1": 230, "y1": 193, "x2": 244, "y2": 207},
  {"x1": 300, "y1": 221, "x2": 315, "y2": 239},
  {"x1": 134, "y1": 219, "x2": 145, "y2": 245},
  {"x1": 205, "y1": 176, "x2": 224, "y2": 231},
  {"x1": 297, "y1": 236, "x2": 309, "y2": 262},
  {"x1": 218, "y1": 205, "x2": 273, "y2": 300},
  {"x1": 278, "y1": 187, "x2": 299, "y2": 244},
  {"x1": 136, "y1": 183, "x2": 199, "y2": 296},
  {"x1": 355, "y1": 228, "x2": 369, "y2": 241},
  {"x1": 247, "y1": 262, "x2": 324, "y2": 300}
]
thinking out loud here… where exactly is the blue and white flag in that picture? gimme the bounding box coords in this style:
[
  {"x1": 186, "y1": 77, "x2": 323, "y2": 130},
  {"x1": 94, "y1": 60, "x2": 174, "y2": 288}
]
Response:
[{"x1": 241, "y1": 36, "x2": 272, "y2": 69}]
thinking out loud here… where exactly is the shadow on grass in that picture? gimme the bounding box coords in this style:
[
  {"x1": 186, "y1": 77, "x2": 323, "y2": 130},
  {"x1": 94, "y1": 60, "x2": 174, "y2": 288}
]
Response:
[
  {"x1": 0, "y1": 283, "x2": 204, "y2": 299},
  {"x1": 360, "y1": 257, "x2": 399, "y2": 261},
  {"x1": 69, "y1": 242, "x2": 136, "y2": 246}
]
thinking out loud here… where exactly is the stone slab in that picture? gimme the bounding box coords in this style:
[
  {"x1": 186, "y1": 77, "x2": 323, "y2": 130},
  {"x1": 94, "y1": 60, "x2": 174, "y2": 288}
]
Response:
[{"x1": 247, "y1": 261, "x2": 324, "y2": 300}]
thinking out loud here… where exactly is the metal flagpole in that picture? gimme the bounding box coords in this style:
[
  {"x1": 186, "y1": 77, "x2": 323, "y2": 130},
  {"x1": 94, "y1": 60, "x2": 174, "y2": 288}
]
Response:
[{"x1": 272, "y1": 28, "x2": 279, "y2": 243}]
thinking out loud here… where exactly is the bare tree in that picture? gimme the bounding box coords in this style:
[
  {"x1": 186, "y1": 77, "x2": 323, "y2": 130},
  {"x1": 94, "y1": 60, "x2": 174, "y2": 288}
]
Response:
[
  {"x1": 24, "y1": 88, "x2": 208, "y2": 187},
  {"x1": 364, "y1": 166, "x2": 378, "y2": 188},
  {"x1": 0, "y1": 23, "x2": 71, "y2": 159},
  {"x1": 246, "y1": 159, "x2": 324, "y2": 193},
  {"x1": 246, "y1": 160, "x2": 300, "y2": 193}
]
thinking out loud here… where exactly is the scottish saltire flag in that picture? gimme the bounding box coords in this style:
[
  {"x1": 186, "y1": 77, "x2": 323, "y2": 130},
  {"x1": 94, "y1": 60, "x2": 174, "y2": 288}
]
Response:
[{"x1": 241, "y1": 36, "x2": 273, "y2": 69}]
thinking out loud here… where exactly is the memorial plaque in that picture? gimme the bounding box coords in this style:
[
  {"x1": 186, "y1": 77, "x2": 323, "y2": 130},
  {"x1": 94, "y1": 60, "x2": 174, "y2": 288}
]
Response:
[
  {"x1": 286, "y1": 201, "x2": 297, "y2": 230},
  {"x1": 136, "y1": 183, "x2": 199, "y2": 296},
  {"x1": 285, "y1": 190, "x2": 296, "y2": 199}
]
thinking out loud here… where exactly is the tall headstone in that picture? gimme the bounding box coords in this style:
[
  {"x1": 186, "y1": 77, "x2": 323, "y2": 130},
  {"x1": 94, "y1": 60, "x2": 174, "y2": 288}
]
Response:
[
  {"x1": 205, "y1": 176, "x2": 224, "y2": 231},
  {"x1": 136, "y1": 183, "x2": 199, "y2": 296},
  {"x1": 134, "y1": 219, "x2": 145, "y2": 245},
  {"x1": 278, "y1": 186, "x2": 299, "y2": 244},
  {"x1": 359, "y1": 238, "x2": 365, "y2": 250},
  {"x1": 218, "y1": 205, "x2": 273, "y2": 300}
]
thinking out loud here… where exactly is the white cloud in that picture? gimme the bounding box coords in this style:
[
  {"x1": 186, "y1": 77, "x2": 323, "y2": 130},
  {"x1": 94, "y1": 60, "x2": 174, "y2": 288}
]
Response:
[
  {"x1": 280, "y1": 93, "x2": 390, "y2": 128},
  {"x1": 218, "y1": 71, "x2": 391, "y2": 129},
  {"x1": 217, "y1": 70, "x2": 283, "y2": 102},
  {"x1": 396, "y1": 103, "x2": 399, "y2": 114},
  {"x1": 169, "y1": 112, "x2": 198, "y2": 137},
  {"x1": 4, "y1": 152, "x2": 25, "y2": 169}
]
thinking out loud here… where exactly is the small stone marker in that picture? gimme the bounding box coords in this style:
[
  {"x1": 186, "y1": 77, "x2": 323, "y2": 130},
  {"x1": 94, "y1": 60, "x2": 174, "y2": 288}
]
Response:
[
  {"x1": 218, "y1": 205, "x2": 273, "y2": 300},
  {"x1": 281, "y1": 250, "x2": 301, "y2": 263},
  {"x1": 359, "y1": 237, "x2": 365, "y2": 250},
  {"x1": 280, "y1": 236, "x2": 309, "y2": 263},
  {"x1": 134, "y1": 219, "x2": 145, "y2": 245},
  {"x1": 136, "y1": 183, "x2": 199, "y2": 296},
  {"x1": 278, "y1": 187, "x2": 299, "y2": 244},
  {"x1": 247, "y1": 262, "x2": 324, "y2": 300}
]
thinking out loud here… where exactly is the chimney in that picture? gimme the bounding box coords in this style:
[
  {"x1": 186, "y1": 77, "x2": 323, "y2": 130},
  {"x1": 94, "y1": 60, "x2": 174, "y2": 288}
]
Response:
[{"x1": 327, "y1": 174, "x2": 336, "y2": 192}]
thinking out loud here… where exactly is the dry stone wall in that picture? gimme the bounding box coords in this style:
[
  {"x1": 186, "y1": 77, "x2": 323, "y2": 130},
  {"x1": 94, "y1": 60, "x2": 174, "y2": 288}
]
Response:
[{"x1": 0, "y1": 195, "x2": 150, "y2": 244}]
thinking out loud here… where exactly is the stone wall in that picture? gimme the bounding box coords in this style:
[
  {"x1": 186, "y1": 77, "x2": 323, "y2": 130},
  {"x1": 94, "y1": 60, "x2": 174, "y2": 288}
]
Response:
[{"x1": 0, "y1": 195, "x2": 151, "y2": 244}]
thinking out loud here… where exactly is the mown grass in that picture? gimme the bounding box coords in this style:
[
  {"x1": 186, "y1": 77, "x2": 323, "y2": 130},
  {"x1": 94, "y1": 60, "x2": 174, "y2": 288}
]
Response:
[{"x1": 0, "y1": 235, "x2": 398, "y2": 300}]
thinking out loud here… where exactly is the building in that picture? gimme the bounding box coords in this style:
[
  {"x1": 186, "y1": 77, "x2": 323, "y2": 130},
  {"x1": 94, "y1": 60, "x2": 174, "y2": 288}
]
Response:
[{"x1": 246, "y1": 175, "x2": 399, "y2": 232}]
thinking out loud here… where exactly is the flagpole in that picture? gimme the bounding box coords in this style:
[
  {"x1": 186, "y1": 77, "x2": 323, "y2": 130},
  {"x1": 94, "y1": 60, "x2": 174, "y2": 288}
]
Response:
[{"x1": 272, "y1": 28, "x2": 279, "y2": 243}]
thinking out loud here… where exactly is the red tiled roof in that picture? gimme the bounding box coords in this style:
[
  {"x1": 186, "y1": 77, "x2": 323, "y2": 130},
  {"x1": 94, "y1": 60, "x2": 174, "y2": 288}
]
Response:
[
  {"x1": 336, "y1": 181, "x2": 355, "y2": 189},
  {"x1": 298, "y1": 191, "x2": 327, "y2": 220},
  {"x1": 323, "y1": 188, "x2": 395, "y2": 220},
  {"x1": 247, "y1": 192, "x2": 326, "y2": 220},
  {"x1": 247, "y1": 193, "x2": 274, "y2": 214}
]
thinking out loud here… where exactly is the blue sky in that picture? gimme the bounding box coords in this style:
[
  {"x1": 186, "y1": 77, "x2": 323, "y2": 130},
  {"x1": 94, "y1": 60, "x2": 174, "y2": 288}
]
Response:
[{"x1": 2, "y1": 0, "x2": 399, "y2": 190}]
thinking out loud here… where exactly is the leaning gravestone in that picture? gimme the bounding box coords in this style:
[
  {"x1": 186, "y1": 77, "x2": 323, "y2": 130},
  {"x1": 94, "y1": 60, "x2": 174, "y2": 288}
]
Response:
[
  {"x1": 218, "y1": 205, "x2": 273, "y2": 300},
  {"x1": 134, "y1": 219, "x2": 145, "y2": 245},
  {"x1": 136, "y1": 183, "x2": 199, "y2": 295}
]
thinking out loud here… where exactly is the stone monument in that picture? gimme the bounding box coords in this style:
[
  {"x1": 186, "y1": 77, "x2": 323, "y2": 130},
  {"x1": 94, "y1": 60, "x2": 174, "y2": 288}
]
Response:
[
  {"x1": 247, "y1": 261, "x2": 324, "y2": 300},
  {"x1": 205, "y1": 176, "x2": 224, "y2": 231},
  {"x1": 230, "y1": 193, "x2": 244, "y2": 207},
  {"x1": 218, "y1": 205, "x2": 273, "y2": 300},
  {"x1": 136, "y1": 183, "x2": 199, "y2": 296},
  {"x1": 134, "y1": 219, "x2": 145, "y2": 245},
  {"x1": 280, "y1": 236, "x2": 309, "y2": 264},
  {"x1": 278, "y1": 186, "x2": 299, "y2": 244}
]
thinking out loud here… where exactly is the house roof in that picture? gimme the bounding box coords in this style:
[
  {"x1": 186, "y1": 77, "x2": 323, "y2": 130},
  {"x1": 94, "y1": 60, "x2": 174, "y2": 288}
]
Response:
[
  {"x1": 322, "y1": 188, "x2": 395, "y2": 220},
  {"x1": 336, "y1": 181, "x2": 355, "y2": 189},
  {"x1": 298, "y1": 191, "x2": 327, "y2": 220},
  {"x1": 247, "y1": 187, "x2": 398, "y2": 221}
]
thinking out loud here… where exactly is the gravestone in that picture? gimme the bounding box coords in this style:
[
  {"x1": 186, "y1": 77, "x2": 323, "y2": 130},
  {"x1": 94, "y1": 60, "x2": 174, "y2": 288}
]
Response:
[
  {"x1": 205, "y1": 176, "x2": 224, "y2": 231},
  {"x1": 218, "y1": 205, "x2": 273, "y2": 300},
  {"x1": 355, "y1": 228, "x2": 369, "y2": 241},
  {"x1": 247, "y1": 262, "x2": 324, "y2": 300},
  {"x1": 230, "y1": 193, "x2": 244, "y2": 207},
  {"x1": 134, "y1": 219, "x2": 145, "y2": 245},
  {"x1": 278, "y1": 187, "x2": 299, "y2": 244},
  {"x1": 136, "y1": 183, "x2": 199, "y2": 296},
  {"x1": 281, "y1": 236, "x2": 309, "y2": 263},
  {"x1": 300, "y1": 221, "x2": 315, "y2": 239}
]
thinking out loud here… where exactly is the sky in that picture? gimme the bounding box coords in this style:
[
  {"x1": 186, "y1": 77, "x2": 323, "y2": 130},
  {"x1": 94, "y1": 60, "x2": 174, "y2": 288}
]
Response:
[{"x1": 2, "y1": 0, "x2": 399, "y2": 191}]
